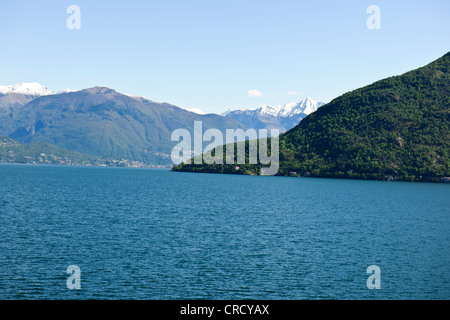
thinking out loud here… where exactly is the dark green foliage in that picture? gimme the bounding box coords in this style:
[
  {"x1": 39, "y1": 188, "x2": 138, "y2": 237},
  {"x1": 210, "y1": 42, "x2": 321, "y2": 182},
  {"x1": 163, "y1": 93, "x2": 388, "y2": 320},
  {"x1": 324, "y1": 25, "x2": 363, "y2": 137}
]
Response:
[{"x1": 174, "y1": 52, "x2": 450, "y2": 182}]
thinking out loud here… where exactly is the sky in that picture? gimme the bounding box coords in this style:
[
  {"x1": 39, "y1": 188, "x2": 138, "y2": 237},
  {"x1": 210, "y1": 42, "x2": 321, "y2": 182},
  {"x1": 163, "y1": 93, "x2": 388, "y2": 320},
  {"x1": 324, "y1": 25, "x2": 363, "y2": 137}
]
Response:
[{"x1": 0, "y1": 0, "x2": 449, "y2": 114}]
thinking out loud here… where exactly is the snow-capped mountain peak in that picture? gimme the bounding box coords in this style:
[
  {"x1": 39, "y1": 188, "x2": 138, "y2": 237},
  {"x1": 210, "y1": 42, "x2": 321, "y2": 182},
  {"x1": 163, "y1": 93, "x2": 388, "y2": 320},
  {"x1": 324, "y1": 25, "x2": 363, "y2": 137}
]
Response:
[
  {"x1": 221, "y1": 108, "x2": 234, "y2": 116},
  {"x1": 183, "y1": 107, "x2": 207, "y2": 115},
  {"x1": 0, "y1": 82, "x2": 54, "y2": 96},
  {"x1": 259, "y1": 104, "x2": 282, "y2": 117},
  {"x1": 222, "y1": 97, "x2": 325, "y2": 132},
  {"x1": 278, "y1": 97, "x2": 324, "y2": 118},
  {"x1": 226, "y1": 97, "x2": 324, "y2": 118},
  {"x1": 57, "y1": 88, "x2": 77, "y2": 94}
]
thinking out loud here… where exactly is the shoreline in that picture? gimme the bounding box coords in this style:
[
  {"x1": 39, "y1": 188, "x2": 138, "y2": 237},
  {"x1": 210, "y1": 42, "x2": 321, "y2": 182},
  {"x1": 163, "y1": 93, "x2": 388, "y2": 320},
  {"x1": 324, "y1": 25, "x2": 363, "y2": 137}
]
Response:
[
  {"x1": 172, "y1": 167, "x2": 450, "y2": 184},
  {"x1": 0, "y1": 161, "x2": 172, "y2": 170}
]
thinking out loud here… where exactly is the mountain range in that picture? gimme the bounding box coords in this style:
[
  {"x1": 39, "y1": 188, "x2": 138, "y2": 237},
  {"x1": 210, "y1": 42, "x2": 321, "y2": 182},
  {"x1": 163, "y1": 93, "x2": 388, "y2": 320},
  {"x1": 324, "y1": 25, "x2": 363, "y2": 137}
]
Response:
[
  {"x1": 0, "y1": 85, "x2": 247, "y2": 165},
  {"x1": 0, "y1": 82, "x2": 322, "y2": 165},
  {"x1": 222, "y1": 97, "x2": 325, "y2": 132}
]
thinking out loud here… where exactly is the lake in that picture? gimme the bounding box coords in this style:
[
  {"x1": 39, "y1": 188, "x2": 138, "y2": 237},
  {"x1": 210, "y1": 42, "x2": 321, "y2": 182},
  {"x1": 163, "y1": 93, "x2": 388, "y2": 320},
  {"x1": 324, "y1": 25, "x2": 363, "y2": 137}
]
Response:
[{"x1": 0, "y1": 164, "x2": 449, "y2": 299}]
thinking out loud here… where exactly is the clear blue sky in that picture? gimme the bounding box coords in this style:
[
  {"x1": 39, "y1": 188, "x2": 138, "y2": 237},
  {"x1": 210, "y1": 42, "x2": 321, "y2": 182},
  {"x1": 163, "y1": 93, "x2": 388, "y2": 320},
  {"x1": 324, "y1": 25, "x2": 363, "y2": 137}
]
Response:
[{"x1": 0, "y1": 0, "x2": 449, "y2": 113}]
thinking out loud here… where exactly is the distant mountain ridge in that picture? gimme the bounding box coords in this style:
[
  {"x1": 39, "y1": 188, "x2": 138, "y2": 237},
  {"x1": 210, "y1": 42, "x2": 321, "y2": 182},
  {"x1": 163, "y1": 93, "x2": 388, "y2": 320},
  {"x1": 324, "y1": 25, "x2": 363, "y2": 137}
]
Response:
[
  {"x1": 0, "y1": 85, "x2": 247, "y2": 165},
  {"x1": 223, "y1": 97, "x2": 325, "y2": 132}
]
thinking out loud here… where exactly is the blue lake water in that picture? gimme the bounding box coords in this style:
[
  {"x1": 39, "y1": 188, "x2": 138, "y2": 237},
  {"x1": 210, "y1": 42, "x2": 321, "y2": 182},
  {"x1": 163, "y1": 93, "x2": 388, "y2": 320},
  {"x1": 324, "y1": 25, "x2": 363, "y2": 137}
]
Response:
[{"x1": 0, "y1": 164, "x2": 449, "y2": 299}]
